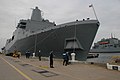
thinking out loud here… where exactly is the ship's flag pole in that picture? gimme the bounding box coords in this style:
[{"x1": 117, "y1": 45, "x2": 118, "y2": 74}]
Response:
[{"x1": 89, "y1": 4, "x2": 98, "y2": 20}]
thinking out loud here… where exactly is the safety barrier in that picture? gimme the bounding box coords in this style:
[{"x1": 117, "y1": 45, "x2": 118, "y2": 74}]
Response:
[{"x1": 107, "y1": 63, "x2": 120, "y2": 71}]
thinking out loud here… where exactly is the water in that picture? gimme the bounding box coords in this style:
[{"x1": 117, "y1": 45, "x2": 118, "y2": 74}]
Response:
[{"x1": 87, "y1": 53, "x2": 120, "y2": 63}]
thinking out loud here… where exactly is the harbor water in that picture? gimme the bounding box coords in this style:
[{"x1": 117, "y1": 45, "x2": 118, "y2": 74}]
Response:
[{"x1": 87, "y1": 53, "x2": 120, "y2": 63}]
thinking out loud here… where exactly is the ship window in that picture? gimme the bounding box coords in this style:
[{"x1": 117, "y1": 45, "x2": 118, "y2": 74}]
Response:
[
  {"x1": 19, "y1": 25, "x2": 26, "y2": 29},
  {"x1": 20, "y1": 22, "x2": 26, "y2": 25},
  {"x1": 19, "y1": 22, "x2": 26, "y2": 29},
  {"x1": 12, "y1": 35, "x2": 14, "y2": 40}
]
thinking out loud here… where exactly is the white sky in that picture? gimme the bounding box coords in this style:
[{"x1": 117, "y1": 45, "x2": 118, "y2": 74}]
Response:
[{"x1": 0, "y1": 0, "x2": 120, "y2": 50}]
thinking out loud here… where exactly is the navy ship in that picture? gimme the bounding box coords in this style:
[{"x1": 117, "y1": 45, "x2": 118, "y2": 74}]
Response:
[
  {"x1": 90, "y1": 36, "x2": 120, "y2": 53},
  {"x1": 4, "y1": 7, "x2": 99, "y2": 61}
]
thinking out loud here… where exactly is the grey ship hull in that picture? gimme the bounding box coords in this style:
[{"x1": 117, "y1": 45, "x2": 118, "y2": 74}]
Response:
[
  {"x1": 6, "y1": 20, "x2": 99, "y2": 61},
  {"x1": 90, "y1": 48, "x2": 120, "y2": 53}
]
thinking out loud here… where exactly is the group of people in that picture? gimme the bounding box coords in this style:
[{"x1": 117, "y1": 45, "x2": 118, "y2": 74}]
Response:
[
  {"x1": 49, "y1": 51, "x2": 70, "y2": 68},
  {"x1": 25, "y1": 51, "x2": 31, "y2": 58},
  {"x1": 25, "y1": 50, "x2": 41, "y2": 60},
  {"x1": 25, "y1": 50, "x2": 70, "y2": 68}
]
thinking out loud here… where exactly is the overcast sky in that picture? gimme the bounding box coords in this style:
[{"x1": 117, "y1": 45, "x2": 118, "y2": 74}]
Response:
[{"x1": 0, "y1": 0, "x2": 120, "y2": 50}]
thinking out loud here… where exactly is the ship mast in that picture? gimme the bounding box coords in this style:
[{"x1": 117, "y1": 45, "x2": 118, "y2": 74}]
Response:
[
  {"x1": 89, "y1": 4, "x2": 98, "y2": 20},
  {"x1": 31, "y1": 6, "x2": 42, "y2": 21}
]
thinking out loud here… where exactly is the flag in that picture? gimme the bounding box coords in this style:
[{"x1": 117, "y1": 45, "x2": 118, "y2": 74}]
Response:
[{"x1": 89, "y1": 4, "x2": 93, "y2": 7}]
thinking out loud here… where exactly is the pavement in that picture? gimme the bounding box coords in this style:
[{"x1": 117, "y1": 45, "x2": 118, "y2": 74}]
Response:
[{"x1": 0, "y1": 54, "x2": 120, "y2": 80}]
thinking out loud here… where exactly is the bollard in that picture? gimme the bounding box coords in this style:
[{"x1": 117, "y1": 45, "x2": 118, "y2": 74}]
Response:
[
  {"x1": 32, "y1": 53, "x2": 35, "y2": 58},
  {"x1": 107, "y1": 63, "x2": 112, "y2": 70},
  {"x1": 71, "y1": 53, "x2": 76, "y2": 62}
]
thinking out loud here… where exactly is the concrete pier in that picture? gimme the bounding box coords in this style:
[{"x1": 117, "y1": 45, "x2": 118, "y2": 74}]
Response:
[{"x1": 0, "y1": 54, "x2": 120, "y2": 80}]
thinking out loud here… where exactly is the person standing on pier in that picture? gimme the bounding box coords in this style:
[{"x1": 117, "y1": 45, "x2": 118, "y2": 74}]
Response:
[
  {"x1": 66, "y1": 52, "x2": 70, "y2": 65},
  {"x1": 38, "y1": 50, "x2": 41, "y2": 61},
  {"x1": 25, "y1": 51, "x2": 28, "y2": 58},
  {"x1": 49, "y1": 51, "x2": 54, "y2": 68},
  {"x1": 63, "y1": 52, "x2": 67, "y2": 66},
  {"x1": 63, "y1": 52, "x2": 69, "y2": 66}
]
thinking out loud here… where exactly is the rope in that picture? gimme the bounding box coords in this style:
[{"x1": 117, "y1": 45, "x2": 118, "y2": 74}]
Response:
[{"x1": 26, "y1": 28, "x2": 58, "y2": 52}]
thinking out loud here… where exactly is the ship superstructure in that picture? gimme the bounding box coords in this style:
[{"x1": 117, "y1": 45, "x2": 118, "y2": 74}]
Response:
[
  {"x1": 4, "y1": 7, "x2": 99, "y2": 61},
  {"x1": 90, "y1": 37, "x2": 120, "y2": 53}
]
